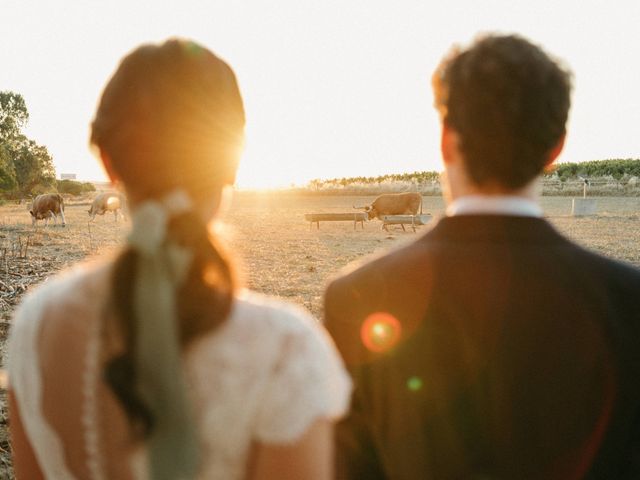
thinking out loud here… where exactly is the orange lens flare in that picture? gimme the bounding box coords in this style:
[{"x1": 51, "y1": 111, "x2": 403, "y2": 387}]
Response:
[{"x1": 360, "y1": 312, "x2": 402, "y2": 353}]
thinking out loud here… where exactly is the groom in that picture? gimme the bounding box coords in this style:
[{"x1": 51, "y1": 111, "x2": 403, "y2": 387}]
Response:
[{"x1": 325, "y1": 34, "x2": 640, "y2": 479}]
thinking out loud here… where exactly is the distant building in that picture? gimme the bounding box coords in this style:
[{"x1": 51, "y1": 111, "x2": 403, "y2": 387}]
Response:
[{"x1": 60, "y1": 173, "x2": 77, "y2": 180}]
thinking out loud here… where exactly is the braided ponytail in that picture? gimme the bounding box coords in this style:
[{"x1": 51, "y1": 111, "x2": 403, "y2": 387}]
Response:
[
  {"x1": 92, "y1": 39, "x2": 244, "y2": 440},
  {"x1": 105, "y1": 211, "x2": 236, "y2": 437}
]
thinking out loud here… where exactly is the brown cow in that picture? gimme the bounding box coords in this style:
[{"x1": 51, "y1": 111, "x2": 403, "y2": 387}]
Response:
[
  {"x1": 355, "y1": 192, "x2": 422, "y2": 221},
  {"x1": 30, "y1": 193, "x2": 66, "y2": 227},
  {"x1": 88, "y1": 192, "x2": 125, "y2": 221}
]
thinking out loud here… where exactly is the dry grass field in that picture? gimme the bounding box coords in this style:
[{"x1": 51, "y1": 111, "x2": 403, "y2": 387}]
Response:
[{"x1": 0, "y1": 193, "x2": 638, "y2": 477}]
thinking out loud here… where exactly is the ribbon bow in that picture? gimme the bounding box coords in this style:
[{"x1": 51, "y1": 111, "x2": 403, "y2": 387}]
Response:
[{"x1": 128, "y1": 189, "x2": 199, "y2": 480}]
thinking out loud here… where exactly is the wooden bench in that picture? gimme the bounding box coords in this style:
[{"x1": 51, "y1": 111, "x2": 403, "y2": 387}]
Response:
[
  {"x1": 381, "y1": 214, "x2": 432, "y2": 232},
  {"x1": 305, "y1": 212, "x2": 367, "y2": 230}
]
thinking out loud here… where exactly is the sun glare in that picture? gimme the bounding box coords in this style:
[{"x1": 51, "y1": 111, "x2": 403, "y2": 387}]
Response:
[
  {"x1": 235, "y1": 156, "x2": 293, "y2": 190},
  {"x1": 235, "y1": 138, "x2": 310, "y2": 190}
]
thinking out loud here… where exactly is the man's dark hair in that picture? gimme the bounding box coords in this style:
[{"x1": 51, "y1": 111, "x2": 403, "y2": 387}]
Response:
[{"x1": 433, "y1": 34, "x2": 572, "y2": 189}]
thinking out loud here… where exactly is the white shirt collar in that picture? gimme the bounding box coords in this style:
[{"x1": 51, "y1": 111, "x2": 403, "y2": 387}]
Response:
[{"x1": 446, "y1": 195, "x2": 543, "y2": 217}]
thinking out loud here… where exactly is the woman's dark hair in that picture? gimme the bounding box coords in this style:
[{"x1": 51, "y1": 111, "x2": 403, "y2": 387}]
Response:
[
  {"x1": 432, "y1": 34, "x2": 572, "y2": 189},
  {"x1": 90, "y1": 39, "x2": 244, "y2": 436}
]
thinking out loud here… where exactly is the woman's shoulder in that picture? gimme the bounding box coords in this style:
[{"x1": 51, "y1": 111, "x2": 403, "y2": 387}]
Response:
[
  {"x1": 216, "y1": 291, "x2": 352, "y2": 443},
  {"x1": 224, "y1": 289, "x2": 345, "y2": 358},
  {"x1": 10, "y1": 260, "x2": 110, "y2": 348},
  {"x1": 190, "y1": 288, "x2": 346, "y2": 382},
  {"x1": 230, "y1": 289, "x2": 320, "y2": 335},
  {"x1": 7, "y1": 259, "x2": 113, "y2": 397},
  {"x1": 11, "y1": 259, "x2": 113, "y2": 336}
]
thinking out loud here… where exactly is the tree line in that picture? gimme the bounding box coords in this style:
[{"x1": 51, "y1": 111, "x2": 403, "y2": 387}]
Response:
[
  {"x1": 551, "y1": 159, "x2": 640, "y2": 181},
  {"x1": 307, "y1": 171, "x2": 442, "y2": 191},
  {"x1": 0, "y1": 91, "x2": 94, "y2": 199},
  {"x1": 307, "y1": 159, "x2": 640, "y2": 191}
]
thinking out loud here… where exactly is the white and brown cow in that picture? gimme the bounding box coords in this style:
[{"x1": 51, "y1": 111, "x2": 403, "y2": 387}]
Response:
[
  {"x1": 30, "y1": 193, "x2": 66, "y2": 227},
  {"x1": 88, "y1": 192, "x2": 125, "y2": 221}
]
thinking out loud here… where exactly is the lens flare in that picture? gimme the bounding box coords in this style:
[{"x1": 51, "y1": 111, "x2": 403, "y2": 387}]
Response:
[
  {"x1": 407, "y1": 376, "x2": 423, "y2": 392},
  {"x1": 360, "y1": 312, "x2": 402, "y2": 353}
]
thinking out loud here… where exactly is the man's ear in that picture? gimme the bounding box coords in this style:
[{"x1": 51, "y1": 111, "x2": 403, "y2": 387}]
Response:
[
  {"x1": 544, "y1": 133, "x2": 566, "y2": 169},
  {"x1": 441, "y1": 123, "x2": 460, "y2": 166}
]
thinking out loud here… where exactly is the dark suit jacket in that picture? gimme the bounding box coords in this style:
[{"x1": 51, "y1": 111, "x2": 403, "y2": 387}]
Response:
[{"x1": 325, "y1": 215, "x2": 640, "y2": 479}]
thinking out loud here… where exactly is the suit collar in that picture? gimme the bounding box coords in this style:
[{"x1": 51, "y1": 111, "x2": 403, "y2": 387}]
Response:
[{"x1": 425, "y1": 214, "x2": 567, "y2": 245}]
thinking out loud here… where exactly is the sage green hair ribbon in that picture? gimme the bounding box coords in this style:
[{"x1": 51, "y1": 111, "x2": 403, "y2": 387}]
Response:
[{"x1": 128, "y1": 190, "x2": 199, "y2": 480}]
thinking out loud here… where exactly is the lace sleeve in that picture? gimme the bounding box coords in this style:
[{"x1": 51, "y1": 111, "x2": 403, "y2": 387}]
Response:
[
  {"x1": 7, "y1": 286, "x2": 77, "y2": 480},
  {"x1": 7, "y1": 292, "x2": 45, "y2": 408},
  {"x1": 253, "y1": 307, "x2": 352, "y2": 444}
]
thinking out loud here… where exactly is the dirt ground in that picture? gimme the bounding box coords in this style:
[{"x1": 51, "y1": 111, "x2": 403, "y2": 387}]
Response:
[{"x1": 0, "y1": 193, "x2": 639, "y2": 477}]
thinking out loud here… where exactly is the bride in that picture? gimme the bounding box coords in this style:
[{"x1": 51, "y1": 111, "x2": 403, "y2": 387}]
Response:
[{"x1": 7, "y1": 39, "x2": 351, "y2": 479}]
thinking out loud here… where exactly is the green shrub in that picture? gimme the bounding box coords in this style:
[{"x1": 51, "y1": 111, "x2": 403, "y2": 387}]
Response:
[
  {"x1": 57, "y1": 179, "x2": 96, "y2": 196},
  {"x1": 81, "y1": 182, "x2": 96, "y2": 193}
]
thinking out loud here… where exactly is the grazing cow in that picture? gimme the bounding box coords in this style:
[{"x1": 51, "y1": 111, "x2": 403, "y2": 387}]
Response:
[
  {"x1": 355, "y1": 192, "x2": 423, "y2": 221},
  {"x1": 88, "y1": 192, "x2": 125, "y2": 221},
  {"x1": 30, "y1": 193, "x2": 66, "y2": 227}
]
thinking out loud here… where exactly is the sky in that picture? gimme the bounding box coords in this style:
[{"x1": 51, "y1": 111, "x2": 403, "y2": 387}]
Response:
[{"x1": 2, "y1": 1, "x2": 639, "y2": 188}]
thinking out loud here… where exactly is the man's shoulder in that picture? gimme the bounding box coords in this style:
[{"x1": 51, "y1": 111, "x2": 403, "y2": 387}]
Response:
[
  {"x1": 567, "y1": 242, "x2": 640, "y2": 289},
  {"x1": 327, "y1": 233, "x2": 433, "y2": 299},
  {"x1": 324, "y1": 232, "x2": 437, "y2": 358}
]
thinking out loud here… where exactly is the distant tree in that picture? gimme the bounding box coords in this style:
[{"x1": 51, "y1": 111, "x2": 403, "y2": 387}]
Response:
[
  {"x1": 12, "y1": 136, "x2": 56, "y2": 195},
  {"x1": 0, "y1": 91, "x2": 28, "y2": 142},
  {"x1": 0, "y1": 91, "x2": 57, "y2": 196},
  {"x1": 308, "y1": 179, "x2": 322, "y2": 191},
  {"x1": 56, "y1": 179, "x2": 96, "y2": 195},
  {"x1": 57, "y1": 179, "x2": 81, "y2": 195},
  {"x1": 0, "y1": 143, "x2": 16, "y2": 190}
]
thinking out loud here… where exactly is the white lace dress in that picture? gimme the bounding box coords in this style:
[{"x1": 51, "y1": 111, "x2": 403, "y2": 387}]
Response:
[{"x1": 7, "y1": 262, "x2": 352, "y2": 479}]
